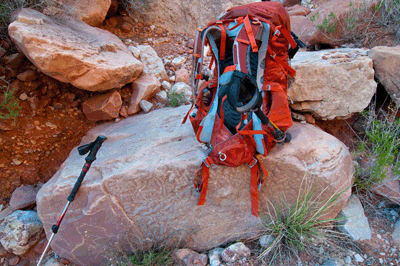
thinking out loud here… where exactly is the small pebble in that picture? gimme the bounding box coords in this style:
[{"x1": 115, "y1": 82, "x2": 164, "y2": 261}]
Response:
[
  {"x1": 12, "y1": 159, "x2": 22, "y2": 165},
  {"x1": 9, "y1": 256, "x2": 20, "y2": 266},
  {"x1": 19, "y1": 93, "x2": 28, "y2": 101},
  {"x1": 354, "y1": 253, "x2": 364, "y2": 262},
  {"x1": 318, "y1": 246, "x2": 324, "y2": 255}
]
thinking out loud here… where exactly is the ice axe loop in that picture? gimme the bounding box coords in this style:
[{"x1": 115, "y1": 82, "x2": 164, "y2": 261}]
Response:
[{"x1": 36, "y1": 135, "x2": 107, "y2": 266}]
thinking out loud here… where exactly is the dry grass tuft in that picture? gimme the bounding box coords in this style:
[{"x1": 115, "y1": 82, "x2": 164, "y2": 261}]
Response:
[{"x1": 257, "y1": 174, "x2": 352, "y2": 265}]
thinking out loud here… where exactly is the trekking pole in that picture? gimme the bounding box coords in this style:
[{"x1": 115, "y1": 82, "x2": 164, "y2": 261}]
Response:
[{"x1": 36, "y1": 135, "x2": 107, "y2": 266}]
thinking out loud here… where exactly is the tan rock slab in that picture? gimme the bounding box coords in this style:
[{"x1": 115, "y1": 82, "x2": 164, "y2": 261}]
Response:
[
  {"x1": 8, "y1": 8, "x2": 143, "y2": 92},
  {"x1": 288, "y1": 48, "x2": 376, "y2": 120}
]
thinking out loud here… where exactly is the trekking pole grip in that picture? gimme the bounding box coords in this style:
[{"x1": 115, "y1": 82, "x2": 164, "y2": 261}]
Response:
[
  {"x1": 67, "y1": 166, "x2": 90, "y2": 202},
  {"x1": 67, "y1": 135, "x2": 107, "y2": 202}
]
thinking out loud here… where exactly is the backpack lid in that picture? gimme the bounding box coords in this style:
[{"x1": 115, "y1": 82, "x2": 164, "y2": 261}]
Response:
[{"x1": 218, "y1": 2, "x2": 291, "y2": 31}]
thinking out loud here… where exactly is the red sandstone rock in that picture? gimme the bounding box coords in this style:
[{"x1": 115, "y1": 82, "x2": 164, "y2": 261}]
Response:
[
  {"x1": 175, "y1": 69, "x2": 190, "y2": 85},
  {"x1": 128, "y1": 75, "x2": 161, "y2": 114},
  {"x1": 9, "y1": 185, "x2": 39, "y2": 210},
  {"x1": 82, "y1": 91, "x2": 122, "y2": 122}
]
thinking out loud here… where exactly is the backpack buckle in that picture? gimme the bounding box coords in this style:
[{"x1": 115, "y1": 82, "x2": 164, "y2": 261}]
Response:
[
  {"x1": 246, "y1": 158, "x2": 257, "y2": 168},
  {"x1": 203, "y1": 158, "x2": 212, "y2": 167}
]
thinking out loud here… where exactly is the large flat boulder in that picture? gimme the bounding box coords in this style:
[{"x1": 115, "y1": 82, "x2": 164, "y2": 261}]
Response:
[
  {"x1": 369, "y1": 46, "x2": 400, "y2": 105},
  {"x1": 288, "y1": 48, "x2": 377, "y2": 120},
  {"x1": 36, "y1": 105, "x2": 354, "y2": 265},
  {"x1": 8, "y1": 8, "x2": 143, "y2": 92}
]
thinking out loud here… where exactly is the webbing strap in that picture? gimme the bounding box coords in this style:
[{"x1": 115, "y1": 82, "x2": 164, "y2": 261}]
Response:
[
  {"x1": 248, "y1": 158, "x2": 268, "y2": 217},
  {"x1": 196, "y1": 125, "x2": 204, "y2": 143},
  {"x1": 267, "y1": 46, "x2": 296, "y2": 77},
  {"x1": 209, "y1": 54, "x2": 216, "y2": 70},
  {"x1": 220, "y1": 95, "x2": 227, "y2": 130},
  {"x1": 272, "y1": 25, "x2": 297, "y2": 49},
  {"x1": 227, "y1": 17, "x2": 244, "y2": 30},
  {"x1": 194, "y1": 156, "x2": 268, "y2": 217},
  {"x1": 243, "y1": 15, "x2": 258, "y2": 53},
  {"x1": 236, "y1": 38, "x2": 250, "y2": 45},
  {"x1": 195, "y1": 159, "x2": 212, "y2": 205},
  {"x1": 182, "y1": 102, "x2": 194, "y2": 124},
  {"x1": 238, "y1": 129, "x2": 269, "y2": 135},
  {"x1": 236, "y1": 114, "x2": 268, "y2": 136},
  {"x1": 250, "y1": 161, "x2": 260, "y2": 216},
  {"x1": 223, "y1": 65, "x2": 236, "y2": 74},
  {"x1": 218, "y1": 24, "x2": 227, "y2": 60}
]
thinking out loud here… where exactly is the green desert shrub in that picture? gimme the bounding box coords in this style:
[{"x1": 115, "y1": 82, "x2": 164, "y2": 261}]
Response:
[
  {"x1": 107, "y1": 248, "x2": 174, "y2": 266},
  {"x1": 168, "y1": 91, "x2": 186, "y2": 107},
  {"x1": 353, "y1": 104, "x2": 400, "y2": 191},
  {"x1": 0, "y1": 76, "x2": 21, "y2": 119}
]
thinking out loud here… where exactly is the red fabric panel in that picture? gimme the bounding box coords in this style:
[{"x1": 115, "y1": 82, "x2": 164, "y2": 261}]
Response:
[{"x1": 219, "y1": 2, "x2": 291, "y2": 31}]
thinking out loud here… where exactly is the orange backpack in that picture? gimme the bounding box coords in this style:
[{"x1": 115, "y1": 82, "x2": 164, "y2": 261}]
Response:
[{"x1": 184, "y1": 2, "x2": 300, "y2": 216}]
